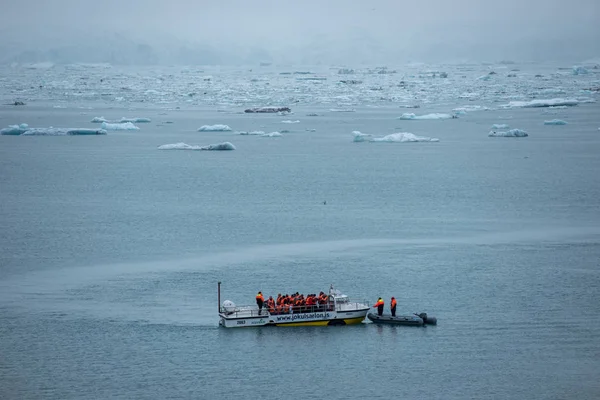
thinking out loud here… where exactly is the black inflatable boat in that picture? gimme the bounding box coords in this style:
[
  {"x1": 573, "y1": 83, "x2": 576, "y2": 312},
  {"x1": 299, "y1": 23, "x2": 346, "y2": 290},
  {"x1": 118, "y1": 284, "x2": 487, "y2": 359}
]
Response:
[{"x1": 367, "y1": 312, "x2": 437, "y2": 326}]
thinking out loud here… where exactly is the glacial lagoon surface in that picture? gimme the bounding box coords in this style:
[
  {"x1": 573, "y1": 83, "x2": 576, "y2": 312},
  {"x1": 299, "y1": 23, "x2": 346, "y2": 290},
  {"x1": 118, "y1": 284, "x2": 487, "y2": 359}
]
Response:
[{"x1": 1, "y1": 62, "x2": 600, "y2": 399}]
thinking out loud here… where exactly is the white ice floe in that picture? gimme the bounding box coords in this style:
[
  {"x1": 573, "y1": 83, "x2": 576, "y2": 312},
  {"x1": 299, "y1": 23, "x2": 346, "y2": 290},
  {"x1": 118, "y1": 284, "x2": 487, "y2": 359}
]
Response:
[
  {"x1": 260, "y1": 132, "x2": 282, "y2": 137},
  {"x1": 492, "y1": 124, "x2": 510, "y2": 129},
  {"x1": 158, "y1": 142, "x2": 236, "y2": 150},
  {"x1": 1, "y1": 123, "x2": 106, "y2": 136},
  {"x1": 91, "y1": 117, "x2": 109, "y2": 123},
  {"x1": 353, "y1": 131, "x2": 439, "y2": 143},
  {"x1": 329, "y1": 109, "x2": 355, "y2": 112},
  {"x1": 119, "y1": 117, "x2": 151, "y2": 123},
  {"x1": 488, "y1": 129, "x2": 528, "y2": 137},
  {"x1": 101, "y1": 122, "x2": 140, "y2": 130},
  {"x1": 544, "y1": 119, "x2": 568, "y2": 125},
  {"x1": 500, "y1": 98, "x2": 580, "y2": 108},
  {"x1": 398, "y1": 113, "x2": 454, "y2": 120},
  {"x1": 198, "y1": 124, "x2": 232, "y2": 132},
  {"x1": 281, "y1": 120, "x2": 300, "y2": 124}
]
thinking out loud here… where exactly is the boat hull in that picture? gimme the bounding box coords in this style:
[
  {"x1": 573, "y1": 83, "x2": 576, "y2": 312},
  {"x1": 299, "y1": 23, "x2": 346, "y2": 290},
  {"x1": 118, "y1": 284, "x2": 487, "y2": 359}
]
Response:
[{"x1": 220, "y1": 309, "x2": 369, "y2": 328}]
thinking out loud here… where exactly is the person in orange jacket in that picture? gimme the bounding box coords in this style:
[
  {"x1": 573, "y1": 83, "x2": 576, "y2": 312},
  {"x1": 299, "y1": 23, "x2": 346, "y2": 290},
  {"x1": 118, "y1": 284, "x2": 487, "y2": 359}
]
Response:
[
  {"x1": 390, "y1": 297, "x2": 397, "y2": 317},
  {"x1": 373, "y1": 297, "x2": 384, "y2": 316},
  {"x1": 256, "y1": 291, "x2": 264, "y2": 315}
]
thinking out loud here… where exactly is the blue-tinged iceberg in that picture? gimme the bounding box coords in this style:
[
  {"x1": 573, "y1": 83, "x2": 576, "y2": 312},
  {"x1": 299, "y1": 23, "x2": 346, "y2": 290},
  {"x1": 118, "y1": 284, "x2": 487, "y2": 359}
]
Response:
[
  {"x1": 0, "y1": 123, "x2": 30, "y2": 135},
  {"x1": 353, "y1": 131, "x2": 439, "y2": 143},
  {"x1": 544, "y1": 119, "x2": 567, "y2": 125},
  {"x1": 101, "y1": 122, "x2": 140, "y2": 130},
  {"x1": 572, "y1": 66, "x2": 589, "y2": 75},
  {"x1": 158, "y1": 142, "x2": 236, "y2": 150},
  {"x1": 488, "y1": 129, "x2": 528, "y2": 137},
  {"x1": 1, "y1": 124, "x2": 106, "y2": 136},
  {"x1": 198, "y1": 124, "x2": 232, "y2": 132},
  {"x1": 398, "y1": 113, "x2": 454, "y2": 120}
]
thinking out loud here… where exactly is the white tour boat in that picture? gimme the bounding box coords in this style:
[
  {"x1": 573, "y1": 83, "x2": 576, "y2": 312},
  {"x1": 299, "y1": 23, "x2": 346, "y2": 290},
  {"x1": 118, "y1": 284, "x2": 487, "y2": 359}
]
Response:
[{"x1": 218, "y1": 282, "x2": 370, "y2": 328}]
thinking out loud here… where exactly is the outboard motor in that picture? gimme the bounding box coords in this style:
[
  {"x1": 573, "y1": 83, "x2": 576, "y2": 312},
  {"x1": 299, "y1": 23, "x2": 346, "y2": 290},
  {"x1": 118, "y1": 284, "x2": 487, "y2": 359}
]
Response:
[
  {"x1": 222, "y1": 300, "x2": 236, "y2": 314},
  {"x1": 417, "y1": 312, "x2": 437, "y2": 325}
]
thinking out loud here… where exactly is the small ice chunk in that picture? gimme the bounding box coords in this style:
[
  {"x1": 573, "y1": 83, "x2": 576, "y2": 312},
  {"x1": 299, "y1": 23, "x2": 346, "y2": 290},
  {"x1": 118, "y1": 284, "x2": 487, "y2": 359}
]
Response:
[
  {"x1": 101, "y1": 122, "x2": 140, "y2": 130},
  {"x1": 492, "y1": 124, "x2": 510, "y2": 129},
  {"x1": 158, "y1": 141, "x2": 236, "y2": 150},
  {"x1": 353, "y1": 131, "x2": 438, "y2": 143},
  {"x1": 260, "y1": 132, "x2": 282, "y2": 137},
  {"x1": 501, "y1": 98, "x2": 580, "y2": 108},
  {"x1": 329, "y1": 109, "x2": 355, "y2": 112},
  {"x1": 119, "y1": 117, "x2": 151, "y2": 123},
  {"x1": 488, "y1": 129, "x2": 528, "y2": 137},
  {"x1": 398, "y1": 113, "x2": 453, "y2": 120},
  {"x1": 91, "y1": 116, "x2": 109, "y2": 123},
  {"x1": 544, "y1": 119, "x2": 567, "y2": 125},
  {"x1": 198, "y1": 124, "x2": 232, "y2": 132},
  {"x1": 244, "y1": 107, "x2": 291, "y2": 113},
  {"x1": 237, "y1": 130, "x2": 265, "y2": 135},
  {"x1": 281, "y1": 120, "x2": 300, "y2": 124}
]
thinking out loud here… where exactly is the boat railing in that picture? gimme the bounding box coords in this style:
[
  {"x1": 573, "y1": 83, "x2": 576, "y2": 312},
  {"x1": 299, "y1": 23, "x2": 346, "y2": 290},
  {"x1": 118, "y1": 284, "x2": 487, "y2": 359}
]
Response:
[
  {"x1": 220, "y1": 299, "x2": 369, "y2": 318},
  {"x1": 333, "y1": 298, "x2": 370, "y2": 311}
]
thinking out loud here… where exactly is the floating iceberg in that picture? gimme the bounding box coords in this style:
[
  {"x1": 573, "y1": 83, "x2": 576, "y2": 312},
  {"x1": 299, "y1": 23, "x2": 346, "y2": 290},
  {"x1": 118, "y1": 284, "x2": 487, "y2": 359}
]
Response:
[
  {"x1": 158, "y1": 142, "x2": 236, "y2": 151},
  {"x1": 488, "y1": 129, "x2": 528, "y2": 137},
  {"x1": 398, "y1": 113, "x2": 454, "y2": 120},
  {"x1": 91, "y1": 117, "x2": 109, "y2": 123},
  {"x1": 237, "y1": 130, "x2": 281, "y2": 137},
  {"x1": 101, "y1": 122, "x2": 140, "y2": 130},
  {"x1": 572, "y1": 66, "x2": 588, "y2": 75},
  {"x1": 492, "y1": 124, "x2": 510, "y2": 129},
  {"x1": 1, "y1": 124, "x2": 106, "y2": 136},
  {"x1": 0, "y1": 123, "x2": 29, "y2": 135},
  {"x1": 198, "y1": 124, "x2": 232, "y2": 132},
  {"x1": 119, "y1": 117, "x2": 151, "y2": 123},
  {"x1": 237, "y1": 130, "x2": 265, "y2": 135},
  {"x1": 453, "y1": 105, "x2": 490, "y2": 113},
  {"x1": 244, "y1": 107, "x2": 291, "y2": 113},
  {"x1": 500, "y1": 98, "x2": 580, "y2": 108},
  {"x1": 544, "y1": 119, "x2": 568, "y2": 125},
  {"x1": 281, "y1": 120, "x2": 300, "y2": 124},
  {"x1": 353, "y1": 131, "x2": 439, "y2": 143},
  {"x1": 22, "y1": 128, "x2": 107, "y2": 136}
]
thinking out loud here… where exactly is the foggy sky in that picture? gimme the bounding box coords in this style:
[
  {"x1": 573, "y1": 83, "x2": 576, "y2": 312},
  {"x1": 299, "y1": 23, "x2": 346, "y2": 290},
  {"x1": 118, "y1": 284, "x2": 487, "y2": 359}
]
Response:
[{"x1": 1, "y1": 0, "x2": 599, "y2": 64}]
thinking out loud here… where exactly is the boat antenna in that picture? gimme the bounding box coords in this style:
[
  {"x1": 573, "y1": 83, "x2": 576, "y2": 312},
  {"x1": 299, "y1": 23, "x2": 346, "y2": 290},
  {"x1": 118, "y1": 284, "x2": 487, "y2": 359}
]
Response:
[{"x1": 217, "y1": 281, "x2": 221, "y2": 313}]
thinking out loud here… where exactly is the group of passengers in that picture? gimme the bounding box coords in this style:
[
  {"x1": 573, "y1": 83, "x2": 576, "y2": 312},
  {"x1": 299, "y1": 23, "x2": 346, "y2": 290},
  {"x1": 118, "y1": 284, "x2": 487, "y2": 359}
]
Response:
[{"x1": 256, "y1": 291, "x2": 330, "y2": 315}]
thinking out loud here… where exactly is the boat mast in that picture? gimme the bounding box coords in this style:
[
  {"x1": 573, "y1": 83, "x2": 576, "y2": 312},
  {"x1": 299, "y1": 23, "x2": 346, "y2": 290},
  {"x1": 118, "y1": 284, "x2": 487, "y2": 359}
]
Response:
[{"x1": 217, "y1": 281, "x2": 221, "y2": 313}]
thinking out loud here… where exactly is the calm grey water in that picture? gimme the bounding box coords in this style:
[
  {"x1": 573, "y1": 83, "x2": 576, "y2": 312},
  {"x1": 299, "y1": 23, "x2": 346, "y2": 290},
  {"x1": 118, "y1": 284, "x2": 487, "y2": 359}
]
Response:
[{"x1": 1, "y1": 63, "x2": 600, "y2": 399}]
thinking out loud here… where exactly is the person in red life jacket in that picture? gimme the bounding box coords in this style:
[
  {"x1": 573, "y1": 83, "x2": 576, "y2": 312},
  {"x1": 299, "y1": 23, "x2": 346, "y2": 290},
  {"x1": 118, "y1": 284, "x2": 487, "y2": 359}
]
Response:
[
  {"x1": 266, "y1": 296, "x2": 275, "y2": 313},
  {"x1": 373, "y1": 297, "x2": 384, "y2": 316},
  {"x1": 256, "y1": 291, "x2": 264, "y2": 315},
  {"x1": 390, "y1": 297, "x2": 397, "y2": 317}
]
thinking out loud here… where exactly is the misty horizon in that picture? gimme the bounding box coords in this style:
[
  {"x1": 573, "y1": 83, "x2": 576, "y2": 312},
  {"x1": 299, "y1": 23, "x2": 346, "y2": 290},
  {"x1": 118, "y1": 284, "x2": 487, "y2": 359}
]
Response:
[{"x1": 1, "y1": 0, "x2": 599, "y2": 65}]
